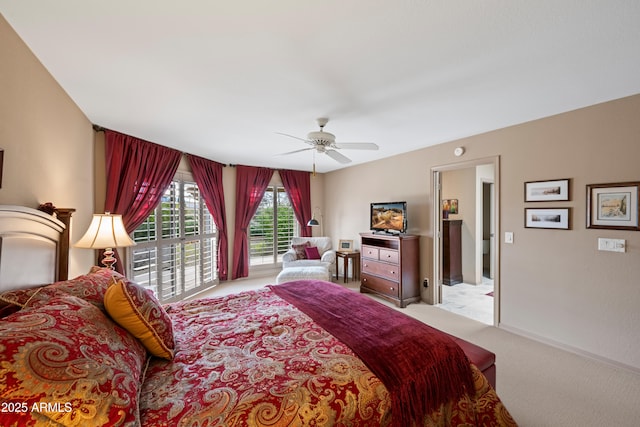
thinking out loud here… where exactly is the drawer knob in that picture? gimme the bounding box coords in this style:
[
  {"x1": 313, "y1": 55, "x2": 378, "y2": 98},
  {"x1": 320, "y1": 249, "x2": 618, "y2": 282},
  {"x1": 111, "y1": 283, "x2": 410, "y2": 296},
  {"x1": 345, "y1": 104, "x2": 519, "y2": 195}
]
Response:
[{"x1": 390, "y1": 287, "x2": 395, "y2": 291}]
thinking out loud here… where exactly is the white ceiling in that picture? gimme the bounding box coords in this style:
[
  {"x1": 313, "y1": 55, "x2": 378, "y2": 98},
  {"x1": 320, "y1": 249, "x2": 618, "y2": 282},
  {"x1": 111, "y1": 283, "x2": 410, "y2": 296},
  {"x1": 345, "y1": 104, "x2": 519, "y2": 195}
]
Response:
[{"x1": 2, "y1": 1, "x2": 640, "y2": 173}]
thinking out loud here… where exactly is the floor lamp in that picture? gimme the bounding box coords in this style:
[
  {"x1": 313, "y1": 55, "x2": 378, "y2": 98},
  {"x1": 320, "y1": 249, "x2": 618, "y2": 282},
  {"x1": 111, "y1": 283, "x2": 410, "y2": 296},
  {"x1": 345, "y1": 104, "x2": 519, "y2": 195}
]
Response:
[{"x1": 307, "y1": 208, "x2": 323, "y2": 236}]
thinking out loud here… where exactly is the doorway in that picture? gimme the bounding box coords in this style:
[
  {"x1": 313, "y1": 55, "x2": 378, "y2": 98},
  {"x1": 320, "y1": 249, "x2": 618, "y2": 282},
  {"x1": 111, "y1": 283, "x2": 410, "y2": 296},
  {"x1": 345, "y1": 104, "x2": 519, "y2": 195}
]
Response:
[{"x1": 432, "y1": 156, "x2": 500, "y2": 325}]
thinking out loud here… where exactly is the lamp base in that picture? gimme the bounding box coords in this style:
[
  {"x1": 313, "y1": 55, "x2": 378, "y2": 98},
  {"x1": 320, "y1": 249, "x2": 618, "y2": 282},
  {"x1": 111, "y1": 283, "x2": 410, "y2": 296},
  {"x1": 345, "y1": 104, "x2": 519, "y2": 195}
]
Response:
[{"x1": 101, "y1": 247, "x2": 117, "y2": 270}]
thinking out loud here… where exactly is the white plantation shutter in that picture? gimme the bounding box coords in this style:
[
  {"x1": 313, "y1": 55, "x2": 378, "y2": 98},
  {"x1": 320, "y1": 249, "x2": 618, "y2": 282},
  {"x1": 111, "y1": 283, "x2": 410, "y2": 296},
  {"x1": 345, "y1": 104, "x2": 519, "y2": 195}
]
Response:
[{"x1": 129, "y1": 173, "x2": 218, "y2": 303}]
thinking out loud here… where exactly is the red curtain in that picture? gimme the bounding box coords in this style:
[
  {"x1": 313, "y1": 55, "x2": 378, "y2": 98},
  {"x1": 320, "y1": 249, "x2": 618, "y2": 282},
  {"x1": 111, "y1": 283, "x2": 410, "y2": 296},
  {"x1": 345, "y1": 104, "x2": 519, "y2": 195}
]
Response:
[
  {"x1": 279, "y1": 169, "x2": 312, "y2": 237},
  {"x1": 186, "y1": 154, "x2": 229, "y2": 281},
  {"x1": 104, "y1": 130, "x2": 182, "y2": 273},
  {"x1": 231, "y1": 165, "x2": 273, "y2": 279}
]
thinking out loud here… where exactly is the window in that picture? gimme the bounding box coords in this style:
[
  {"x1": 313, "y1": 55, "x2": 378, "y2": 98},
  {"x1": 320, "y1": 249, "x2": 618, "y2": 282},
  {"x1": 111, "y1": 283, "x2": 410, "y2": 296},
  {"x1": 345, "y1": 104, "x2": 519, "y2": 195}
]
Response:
[
  {"x1": 249, "y1": 185, "x2": 297, "y2": 267},
  {"x1": 128, "y1": 173, "x2": 218, "y2": 303}
]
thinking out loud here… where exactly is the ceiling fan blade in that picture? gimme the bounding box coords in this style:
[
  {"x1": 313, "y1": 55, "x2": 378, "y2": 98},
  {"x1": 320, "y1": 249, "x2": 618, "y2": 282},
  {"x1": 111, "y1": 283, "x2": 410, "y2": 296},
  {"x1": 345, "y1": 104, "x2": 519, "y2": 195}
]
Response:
[
  {"x1": 326, "y1": 149, "x2": 352, "y2": 164},
  {"x1": 275, "y1": 132, "x2": 314, "y2": 145},
  {"x1": 334, "y1": 142, "x2": 379, "y2": 150},
  {"x1": 276, "y1": 147, "x2": 314, "y2": 156}
]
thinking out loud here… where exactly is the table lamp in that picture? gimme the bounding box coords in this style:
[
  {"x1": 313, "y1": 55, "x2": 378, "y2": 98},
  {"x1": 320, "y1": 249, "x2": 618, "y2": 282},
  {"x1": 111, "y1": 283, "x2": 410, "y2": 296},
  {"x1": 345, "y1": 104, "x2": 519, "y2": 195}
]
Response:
[{"x1": 75, "y1": 212, "x2": 136, "y2": 269}]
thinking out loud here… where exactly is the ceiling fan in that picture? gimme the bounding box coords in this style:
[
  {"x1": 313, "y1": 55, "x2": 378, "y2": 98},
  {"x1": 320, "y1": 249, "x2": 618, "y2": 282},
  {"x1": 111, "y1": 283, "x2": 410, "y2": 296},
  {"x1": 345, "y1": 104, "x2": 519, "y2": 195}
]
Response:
[{"x1": 277, "y1": 118, "x2": 378, "y2": 165}]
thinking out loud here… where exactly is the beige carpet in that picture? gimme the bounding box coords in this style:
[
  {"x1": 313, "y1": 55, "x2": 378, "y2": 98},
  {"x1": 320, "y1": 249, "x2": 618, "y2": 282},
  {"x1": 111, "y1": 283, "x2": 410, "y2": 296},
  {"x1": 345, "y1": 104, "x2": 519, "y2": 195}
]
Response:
[{"x1": 194, "y1": 273, "x2": 640, "y2": 426}]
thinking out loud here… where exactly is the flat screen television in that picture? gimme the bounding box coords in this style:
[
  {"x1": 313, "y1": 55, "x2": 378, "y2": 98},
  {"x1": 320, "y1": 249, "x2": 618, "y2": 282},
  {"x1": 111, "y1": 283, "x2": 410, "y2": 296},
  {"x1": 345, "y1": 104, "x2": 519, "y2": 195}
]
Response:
[{"x1": 370, "y1": 201, "x2": 407, "y2": 234}]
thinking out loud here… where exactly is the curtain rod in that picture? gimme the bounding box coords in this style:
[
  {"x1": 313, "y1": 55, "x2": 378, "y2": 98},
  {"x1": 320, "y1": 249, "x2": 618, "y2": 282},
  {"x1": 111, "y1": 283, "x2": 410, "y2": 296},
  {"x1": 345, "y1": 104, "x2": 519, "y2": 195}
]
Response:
[{"x1": 92, "y1": 124, "x2": 228, "y2": 167}]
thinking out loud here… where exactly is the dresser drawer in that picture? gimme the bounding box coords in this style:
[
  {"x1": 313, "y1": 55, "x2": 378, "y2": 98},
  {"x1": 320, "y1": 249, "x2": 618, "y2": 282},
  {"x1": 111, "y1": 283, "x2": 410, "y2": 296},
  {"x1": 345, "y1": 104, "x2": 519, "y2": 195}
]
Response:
[
  {"x1": 361, "y1": 273, "x2": 399, "y2": 298},
  {"x1": 379, "y1": 249, "x2": 399, "y2": 264},
  {"x1": 361, "y1": 245, "x2": 379, "y2": 260},
  {"x1": 361, "y1": 259, "x2": 400, "y2": 281}
]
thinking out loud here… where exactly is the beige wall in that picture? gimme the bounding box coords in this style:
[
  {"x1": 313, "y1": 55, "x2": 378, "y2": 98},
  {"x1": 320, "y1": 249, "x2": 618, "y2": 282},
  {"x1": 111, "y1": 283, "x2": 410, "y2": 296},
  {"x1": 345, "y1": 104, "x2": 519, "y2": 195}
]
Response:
[
  {"x1": 0, "y1": 16, "x2": 94, "y2": 276},
  {"x1": 324, "y1": 94, "x2": 640, "y2": 371}
]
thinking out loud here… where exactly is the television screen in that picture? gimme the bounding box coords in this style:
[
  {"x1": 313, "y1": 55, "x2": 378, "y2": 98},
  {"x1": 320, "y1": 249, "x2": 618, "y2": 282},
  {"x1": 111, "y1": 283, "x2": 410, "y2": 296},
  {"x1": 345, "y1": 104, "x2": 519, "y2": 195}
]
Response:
[{"x1": 370, "y1": 201, "x2": 407, "y2": 233}]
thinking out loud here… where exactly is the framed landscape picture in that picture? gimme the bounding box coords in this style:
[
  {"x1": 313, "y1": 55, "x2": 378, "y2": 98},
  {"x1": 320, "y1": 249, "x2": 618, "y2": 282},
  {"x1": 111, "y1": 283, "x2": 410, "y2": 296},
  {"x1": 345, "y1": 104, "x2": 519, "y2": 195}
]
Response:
[
  {"x1": 524, "y1": 178, "x2": 570, "y2": 202},
  {"x1": 587, "y1": 182, "x2": 640, "y2": 230},
  {"x1": 525, "y1": 208, "x2": 571, "y2": 229}
]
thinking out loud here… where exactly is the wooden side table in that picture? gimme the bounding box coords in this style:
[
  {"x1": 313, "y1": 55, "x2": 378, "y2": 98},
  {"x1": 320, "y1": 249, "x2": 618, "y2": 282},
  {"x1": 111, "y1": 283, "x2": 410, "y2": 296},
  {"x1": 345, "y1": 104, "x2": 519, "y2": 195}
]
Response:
[{"x1": 336, "y1": 251, "x2": 360, "y2": 283}]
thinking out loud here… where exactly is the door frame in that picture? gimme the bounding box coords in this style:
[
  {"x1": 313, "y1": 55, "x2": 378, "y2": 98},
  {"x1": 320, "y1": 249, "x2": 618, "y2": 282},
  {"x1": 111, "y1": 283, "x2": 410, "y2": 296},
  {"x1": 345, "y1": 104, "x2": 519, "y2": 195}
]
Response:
[{"x1": 431, "y1": 155, "x2": 501, "y2": 326}]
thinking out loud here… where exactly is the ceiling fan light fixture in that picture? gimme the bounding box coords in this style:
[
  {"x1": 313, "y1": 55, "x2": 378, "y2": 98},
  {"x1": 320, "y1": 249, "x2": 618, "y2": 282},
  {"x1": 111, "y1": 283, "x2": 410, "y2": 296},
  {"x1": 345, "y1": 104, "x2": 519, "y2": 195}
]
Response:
[{"x1": 307, "y1": 130, "x2": 335, "y2": 143}]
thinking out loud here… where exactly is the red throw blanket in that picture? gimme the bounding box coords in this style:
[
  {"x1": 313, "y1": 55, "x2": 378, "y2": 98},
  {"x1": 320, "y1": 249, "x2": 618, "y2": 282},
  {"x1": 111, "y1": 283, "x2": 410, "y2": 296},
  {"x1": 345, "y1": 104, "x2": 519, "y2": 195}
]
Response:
[{"x1": 270, "y1": 280, "x2": 475, "y2": 427}]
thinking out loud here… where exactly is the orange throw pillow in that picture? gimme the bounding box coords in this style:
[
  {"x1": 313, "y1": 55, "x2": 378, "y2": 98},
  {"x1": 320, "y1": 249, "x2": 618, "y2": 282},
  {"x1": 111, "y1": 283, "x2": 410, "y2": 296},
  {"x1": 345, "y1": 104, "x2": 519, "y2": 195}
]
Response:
[{"x1": 104, "y1": 279, "x2": 175, "y2": 360}]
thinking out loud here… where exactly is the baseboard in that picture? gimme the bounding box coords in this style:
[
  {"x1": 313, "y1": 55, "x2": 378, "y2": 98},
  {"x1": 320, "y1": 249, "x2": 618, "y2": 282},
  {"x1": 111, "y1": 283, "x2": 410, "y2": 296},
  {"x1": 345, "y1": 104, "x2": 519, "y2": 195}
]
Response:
[{"x1": 499, "y1": 323, "x2": 640, "y2": 375}]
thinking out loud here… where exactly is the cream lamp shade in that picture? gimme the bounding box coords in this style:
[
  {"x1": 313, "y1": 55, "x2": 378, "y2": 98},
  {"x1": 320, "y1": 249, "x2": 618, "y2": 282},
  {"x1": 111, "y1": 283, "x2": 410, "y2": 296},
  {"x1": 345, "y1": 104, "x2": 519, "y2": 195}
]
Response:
[{"x1": 75, "y1": 213, "x2": 135, "y2": 269}]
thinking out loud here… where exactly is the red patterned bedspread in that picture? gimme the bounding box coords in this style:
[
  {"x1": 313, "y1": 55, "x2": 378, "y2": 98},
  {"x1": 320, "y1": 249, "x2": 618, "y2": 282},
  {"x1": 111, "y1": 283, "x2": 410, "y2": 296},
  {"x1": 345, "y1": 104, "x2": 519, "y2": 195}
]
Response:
[{"x1": 139, "y1": 285, "x2": 516, "y2": 426}]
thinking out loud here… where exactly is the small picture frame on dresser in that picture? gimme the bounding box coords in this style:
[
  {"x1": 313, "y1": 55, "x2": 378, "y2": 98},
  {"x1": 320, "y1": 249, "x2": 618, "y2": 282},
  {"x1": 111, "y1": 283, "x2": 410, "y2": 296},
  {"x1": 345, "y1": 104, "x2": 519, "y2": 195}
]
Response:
[{"x1": 338, "y1": 239, "x2": 354, "y2": 252}]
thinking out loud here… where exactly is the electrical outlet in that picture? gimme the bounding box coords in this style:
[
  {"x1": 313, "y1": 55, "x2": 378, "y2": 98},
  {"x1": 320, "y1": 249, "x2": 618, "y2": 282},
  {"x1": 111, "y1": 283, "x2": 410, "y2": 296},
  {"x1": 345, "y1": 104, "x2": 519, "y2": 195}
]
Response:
[{"x1": 423, "y1": 278, "x2": 429, "y2": 288}]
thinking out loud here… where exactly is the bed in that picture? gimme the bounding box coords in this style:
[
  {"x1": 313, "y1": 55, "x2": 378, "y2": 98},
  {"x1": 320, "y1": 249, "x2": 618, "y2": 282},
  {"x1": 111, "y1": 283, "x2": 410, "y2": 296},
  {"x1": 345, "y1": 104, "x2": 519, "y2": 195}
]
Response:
[{"x1": 0, "y1": 205, "x2": 516, "y2": 426}]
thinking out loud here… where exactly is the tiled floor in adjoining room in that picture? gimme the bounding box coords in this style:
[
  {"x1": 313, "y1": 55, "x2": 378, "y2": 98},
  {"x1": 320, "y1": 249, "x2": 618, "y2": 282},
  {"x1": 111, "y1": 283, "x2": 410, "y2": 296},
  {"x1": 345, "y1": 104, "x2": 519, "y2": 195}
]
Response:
[{"x1": 439, "y1": 277, "x2": 494, "y2": 325}]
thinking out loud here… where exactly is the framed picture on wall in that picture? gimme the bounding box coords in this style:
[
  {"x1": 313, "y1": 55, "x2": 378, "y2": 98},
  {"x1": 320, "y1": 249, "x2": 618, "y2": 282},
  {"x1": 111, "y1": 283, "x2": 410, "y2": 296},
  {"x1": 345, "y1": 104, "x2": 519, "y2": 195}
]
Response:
[
  {"x1": 525, "y1": 208, "x2": 571, "y2": 229},
  {"x1": 587, "y1": 182, "x2": 640, "y2": 230},
  {"x1": 524, "y1": 178, "x2": 570, "y2": 202},
  {"x1": 338, "y1": 239, "x2": 354, "y2": 252},
  {"x1": 442, "y1": 199, "x2": 459, "y2": 213}
]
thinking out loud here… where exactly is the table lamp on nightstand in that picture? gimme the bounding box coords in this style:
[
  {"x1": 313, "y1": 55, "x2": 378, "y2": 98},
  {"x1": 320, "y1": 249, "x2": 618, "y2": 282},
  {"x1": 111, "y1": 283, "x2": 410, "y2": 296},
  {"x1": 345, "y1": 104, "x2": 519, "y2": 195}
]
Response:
[{"x1": 75, "y1": 212, "x2": 136, "y2": 270}]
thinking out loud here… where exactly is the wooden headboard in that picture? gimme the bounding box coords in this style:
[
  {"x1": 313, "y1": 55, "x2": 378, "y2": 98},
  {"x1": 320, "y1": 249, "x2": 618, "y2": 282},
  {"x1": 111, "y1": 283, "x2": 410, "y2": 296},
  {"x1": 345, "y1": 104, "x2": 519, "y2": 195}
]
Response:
[{"x1": 0, "y1": 205, "x2": 74, "y2": 292}]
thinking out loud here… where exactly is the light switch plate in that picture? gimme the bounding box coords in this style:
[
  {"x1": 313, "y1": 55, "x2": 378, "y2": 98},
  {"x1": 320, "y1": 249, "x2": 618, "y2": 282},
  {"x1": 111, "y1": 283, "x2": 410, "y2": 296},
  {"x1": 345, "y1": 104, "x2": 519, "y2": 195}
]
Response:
[
  {"x1": 505, "y1": 232, "x2": 514, "y2": 244},
  {"x1": 598, "y1": 238, "x2": 626, "y2": 252}
]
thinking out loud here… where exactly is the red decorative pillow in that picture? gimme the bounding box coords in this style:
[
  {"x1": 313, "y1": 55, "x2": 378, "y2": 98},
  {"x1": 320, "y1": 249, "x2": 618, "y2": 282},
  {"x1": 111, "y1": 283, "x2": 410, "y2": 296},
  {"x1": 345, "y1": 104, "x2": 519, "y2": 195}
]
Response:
[
  {"x1": 0, "y1": 295, "x2": 147, "y2": 426},
  {"x1": 292, "y1": 242, "x2": 310, "y2": 260},
  {"x1": 0, "y1": 267, "x2": 123, "y2": 315},
  {"x1": 304, "y1": 246, "x2": 321, "y2": 260},
  {"x1": 48, "y1": 267, "x2": 124, "y2": 311},
  {"x1": 104, "y1": 278, "x2": 176, "y2": 360},
  {"x1": 0, "y1": 286, "x2": 67, "y2": 316}
]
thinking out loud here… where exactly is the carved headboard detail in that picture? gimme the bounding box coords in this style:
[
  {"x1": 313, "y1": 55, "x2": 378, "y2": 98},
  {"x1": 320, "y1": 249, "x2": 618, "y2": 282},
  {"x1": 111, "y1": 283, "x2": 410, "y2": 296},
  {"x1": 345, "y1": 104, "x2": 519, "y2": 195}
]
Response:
[{"x1": 0, "y1": 205, "x2": 74, "y2": 292}]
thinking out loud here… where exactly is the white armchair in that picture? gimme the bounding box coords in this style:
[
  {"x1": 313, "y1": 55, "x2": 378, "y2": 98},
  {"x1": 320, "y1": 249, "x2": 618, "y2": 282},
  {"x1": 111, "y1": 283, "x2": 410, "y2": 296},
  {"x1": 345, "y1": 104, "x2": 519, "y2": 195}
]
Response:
[{"x1": 282, "y1": 237, "x2": 336, "y2": 276}]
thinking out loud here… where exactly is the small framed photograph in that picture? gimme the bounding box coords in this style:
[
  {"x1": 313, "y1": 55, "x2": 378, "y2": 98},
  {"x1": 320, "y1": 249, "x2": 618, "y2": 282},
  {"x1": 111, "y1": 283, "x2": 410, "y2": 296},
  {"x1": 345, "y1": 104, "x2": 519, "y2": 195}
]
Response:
[
  {"x1": 525, "y1": 208, "x2": 571, "y2": 229},
  {"x1": 587, "y1": 182, "x2": 640, "y2": 230},
  {"x1": 525, "y1": 179, "x2": 570, "y2": 202},
  {"x1": 338, "y1": 239, "x2": 354, "y2": 252}
]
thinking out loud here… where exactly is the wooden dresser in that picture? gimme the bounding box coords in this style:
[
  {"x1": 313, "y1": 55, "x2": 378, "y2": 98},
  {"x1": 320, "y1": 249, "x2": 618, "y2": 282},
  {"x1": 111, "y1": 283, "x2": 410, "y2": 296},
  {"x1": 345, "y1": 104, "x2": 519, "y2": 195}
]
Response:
[
  {"x1": 442, "y1": 220, "x2": 463, "y2": 285},
  {"x1": 360, "y1": 233, "x2": 420, "y2": 308}
]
